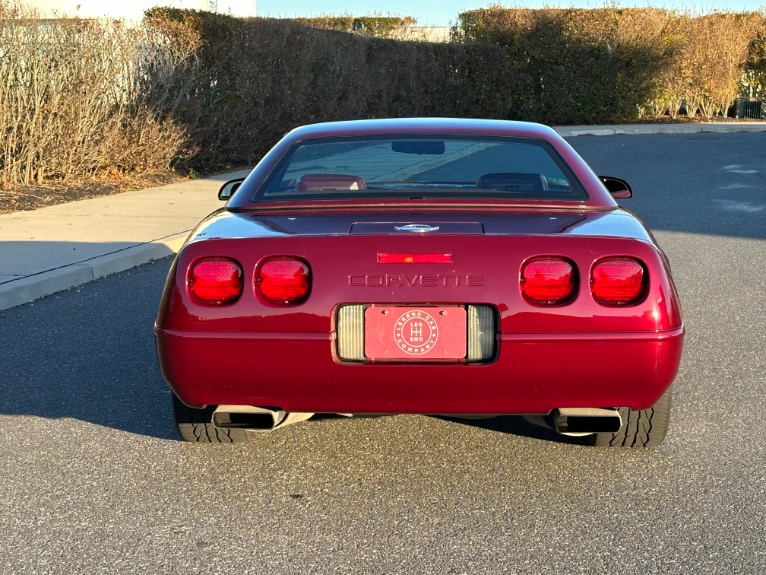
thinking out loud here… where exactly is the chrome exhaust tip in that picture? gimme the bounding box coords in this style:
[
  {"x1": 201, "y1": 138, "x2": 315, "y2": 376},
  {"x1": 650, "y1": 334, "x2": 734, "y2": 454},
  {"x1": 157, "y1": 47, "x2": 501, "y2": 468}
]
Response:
[
  {"x1": 553, "y1": 408, "x2": 622, "y2": 436},
  {"x1": 212, "y1": 406, "x2": 313, "y2": 432}
]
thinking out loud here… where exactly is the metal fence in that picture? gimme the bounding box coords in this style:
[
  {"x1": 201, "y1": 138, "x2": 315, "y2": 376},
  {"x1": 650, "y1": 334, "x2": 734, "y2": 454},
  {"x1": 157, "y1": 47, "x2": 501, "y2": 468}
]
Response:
[{"x1": 734, "y1": 98, "x2": 766, "y2": 119}]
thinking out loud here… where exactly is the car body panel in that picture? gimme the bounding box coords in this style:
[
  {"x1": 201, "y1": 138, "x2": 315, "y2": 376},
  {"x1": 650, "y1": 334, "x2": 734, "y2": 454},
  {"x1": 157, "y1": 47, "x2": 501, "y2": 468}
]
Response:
[
  {"x1": 155, "y1": 327, "x2": 682, "y2": 413},
  {"x1": 187, "y1": 206, "x2": 653, "y2": 242}
]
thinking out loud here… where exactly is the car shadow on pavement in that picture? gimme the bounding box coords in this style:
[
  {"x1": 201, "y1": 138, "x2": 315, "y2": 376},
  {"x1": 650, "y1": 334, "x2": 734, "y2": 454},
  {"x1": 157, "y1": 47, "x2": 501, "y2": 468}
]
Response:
[
  {"x1": 439, "y1": 415, "x2": 585, "y2": 445},
  {"x1": 0, "y1": 256, "x2": 179, "y2": 441},
  {"x1": 307, "y1": 413, "x2": 581, "y2": 445}
]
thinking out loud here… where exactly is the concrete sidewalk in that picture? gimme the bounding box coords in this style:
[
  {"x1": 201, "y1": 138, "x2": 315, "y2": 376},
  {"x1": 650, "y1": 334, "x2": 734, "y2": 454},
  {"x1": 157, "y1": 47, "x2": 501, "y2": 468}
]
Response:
[
  {"x1": 0, "y1": 170, "x2": 250, "y2": 311},
  {"x1": 1, "y1": 122, "x2": 764, "y2": 311}
]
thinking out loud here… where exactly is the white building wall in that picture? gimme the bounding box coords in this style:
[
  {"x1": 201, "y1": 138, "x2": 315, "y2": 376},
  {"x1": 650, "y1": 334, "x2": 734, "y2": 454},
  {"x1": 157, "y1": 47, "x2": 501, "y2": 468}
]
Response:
[{"x1": 24, "y1": 0, "x2": 256, "y2": 20}]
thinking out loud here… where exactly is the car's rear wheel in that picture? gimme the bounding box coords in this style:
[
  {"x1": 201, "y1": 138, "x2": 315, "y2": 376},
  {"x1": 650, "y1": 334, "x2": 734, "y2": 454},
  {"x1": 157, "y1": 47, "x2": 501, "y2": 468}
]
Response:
[
  {"x1": 171, "y1": 393, "x2": 250, "y2": 443},
  {"x1": 589, "y1": 386, "x2": 672, "y2": 448}
]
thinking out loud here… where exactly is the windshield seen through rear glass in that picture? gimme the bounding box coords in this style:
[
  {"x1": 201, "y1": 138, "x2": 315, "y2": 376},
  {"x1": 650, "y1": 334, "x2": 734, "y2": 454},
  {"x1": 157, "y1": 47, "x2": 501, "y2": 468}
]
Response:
[{"x1": 254, "y1": 135, "x2": 587, "y2": 201}]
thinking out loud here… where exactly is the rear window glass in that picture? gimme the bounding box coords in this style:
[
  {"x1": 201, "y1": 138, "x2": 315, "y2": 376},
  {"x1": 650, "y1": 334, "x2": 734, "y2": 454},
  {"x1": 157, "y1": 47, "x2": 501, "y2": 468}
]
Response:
[{"x1": 254, "y1": 135, "x2": 587, "y2": 201}]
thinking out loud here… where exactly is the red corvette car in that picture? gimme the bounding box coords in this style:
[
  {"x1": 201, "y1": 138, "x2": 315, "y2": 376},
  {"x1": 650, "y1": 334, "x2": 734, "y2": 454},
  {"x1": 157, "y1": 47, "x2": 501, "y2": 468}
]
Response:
[{"x1": 154, "y1": 118, "x2": 684, "y2": 447}]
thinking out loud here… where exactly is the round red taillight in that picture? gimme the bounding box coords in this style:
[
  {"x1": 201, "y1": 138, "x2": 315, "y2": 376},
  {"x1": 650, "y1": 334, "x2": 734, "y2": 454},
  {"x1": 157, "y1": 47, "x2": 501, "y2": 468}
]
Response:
[
  {"x1": 189, "y1": 258, "x2": 243, "y2": 305},
  {"x1": 256, "y1": 257, "x2": 311, "y2": 304},
  {"x1": 521, "y1": 257, "x2": 577, "y2": 305},
  {"x1": 591, "y1": 258, "x2": 646, "y2": 305}
]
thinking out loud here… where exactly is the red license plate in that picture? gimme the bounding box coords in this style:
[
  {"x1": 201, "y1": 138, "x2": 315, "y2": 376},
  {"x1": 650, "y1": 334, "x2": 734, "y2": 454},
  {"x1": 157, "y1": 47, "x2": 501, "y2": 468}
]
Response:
[{"x1": 364, "y1": 306, "x2": 467, "y2": 361}]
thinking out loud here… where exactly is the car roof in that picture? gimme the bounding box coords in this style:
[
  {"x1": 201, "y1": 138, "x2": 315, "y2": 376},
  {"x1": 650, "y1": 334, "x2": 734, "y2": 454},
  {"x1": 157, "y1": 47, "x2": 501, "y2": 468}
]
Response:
[{"x1": 285, "y1": 118, "x2": 561, "y2": 141}]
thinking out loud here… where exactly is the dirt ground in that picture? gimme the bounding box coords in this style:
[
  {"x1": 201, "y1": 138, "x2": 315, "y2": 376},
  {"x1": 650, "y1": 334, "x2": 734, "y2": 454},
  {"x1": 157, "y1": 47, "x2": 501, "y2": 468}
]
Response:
[{"x1": 0, "y1": 171, "x2": 189, "y2": 215}]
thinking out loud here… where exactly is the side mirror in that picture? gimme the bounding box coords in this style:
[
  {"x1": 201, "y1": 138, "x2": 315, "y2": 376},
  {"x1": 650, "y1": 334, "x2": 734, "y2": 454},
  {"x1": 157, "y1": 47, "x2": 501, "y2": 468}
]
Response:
[
  {"x1": 218, "y1": 179, "x2": 244, "y2": 201},
  {"x1": 600, "y1": 176, "x2": 632, "y2": 199}
]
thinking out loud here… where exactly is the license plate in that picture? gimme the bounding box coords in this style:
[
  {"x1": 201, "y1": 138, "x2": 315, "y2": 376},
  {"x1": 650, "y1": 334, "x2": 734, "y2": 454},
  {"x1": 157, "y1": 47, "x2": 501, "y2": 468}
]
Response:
[{"x1": 364, "y1": 306, "x2": 467, "y2": 361}]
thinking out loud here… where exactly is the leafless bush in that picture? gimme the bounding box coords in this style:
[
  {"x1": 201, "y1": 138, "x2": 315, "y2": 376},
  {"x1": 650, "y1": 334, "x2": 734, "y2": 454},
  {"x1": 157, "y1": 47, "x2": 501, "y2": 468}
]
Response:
[
  {"x1": 651, "y1": 13, "x2": 765, "y2": 119},
  {"x1": 0, "y1": 0, "x2": 198, "y2": 186}
]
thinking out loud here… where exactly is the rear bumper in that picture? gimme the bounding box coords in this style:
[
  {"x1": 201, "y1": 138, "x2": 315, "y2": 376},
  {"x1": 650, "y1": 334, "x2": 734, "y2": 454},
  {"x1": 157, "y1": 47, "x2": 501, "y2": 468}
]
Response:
[{"x1": 155, "y1": 326, "x2": 684, "y2": 414}]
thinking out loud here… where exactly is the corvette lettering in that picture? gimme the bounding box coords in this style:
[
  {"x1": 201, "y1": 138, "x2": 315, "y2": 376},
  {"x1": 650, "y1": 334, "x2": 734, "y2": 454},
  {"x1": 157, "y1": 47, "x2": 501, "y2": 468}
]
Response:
[{"x1": 348, "y1": 274, "x2": 483, "y2": 287}]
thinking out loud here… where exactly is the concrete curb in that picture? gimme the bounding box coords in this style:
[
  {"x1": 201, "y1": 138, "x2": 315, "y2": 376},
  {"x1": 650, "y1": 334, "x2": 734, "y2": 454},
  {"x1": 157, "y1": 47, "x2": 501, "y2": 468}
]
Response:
[
  {"x1": 556, "y1": 122, "x2": 766, "y2": 137},
  {"x1": 0, "y1": 236, "x2": 185, "y2": 311}
]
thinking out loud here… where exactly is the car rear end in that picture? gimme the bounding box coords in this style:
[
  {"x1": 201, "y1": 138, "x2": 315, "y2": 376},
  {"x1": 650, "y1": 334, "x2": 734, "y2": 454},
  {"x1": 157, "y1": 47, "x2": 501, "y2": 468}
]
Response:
[{"x1": 155, "y1": 216, "x2": 683, "y2": 416}]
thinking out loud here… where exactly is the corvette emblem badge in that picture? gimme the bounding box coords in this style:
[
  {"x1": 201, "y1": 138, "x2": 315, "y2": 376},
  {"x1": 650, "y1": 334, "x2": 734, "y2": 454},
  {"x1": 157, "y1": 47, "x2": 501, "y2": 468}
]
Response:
[
  {"x1": 394, "y1": 309, "x2": 439, "y2": 355},
  {"x1": 394, "y1": 224, "x2": 440, "y2": 233}
]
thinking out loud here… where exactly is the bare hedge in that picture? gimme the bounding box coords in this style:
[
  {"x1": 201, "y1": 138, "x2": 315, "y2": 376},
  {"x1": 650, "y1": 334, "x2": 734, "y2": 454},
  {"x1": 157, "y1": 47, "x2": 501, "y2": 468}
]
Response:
[
  {"x1": 454, "y1": 7, "x2": 766, "y2": 121},
  {"x1": 144, "y1": 7, "x2": 766, "y2": 172},
  {"x1": 0, "y1": 0, "x2": 198, "y2": 186},
  {"x1": 141, "y1": 8, "x2": 507, "y2": 171},
  {"x1": 3, "y1": 3, "x2": 766, "y2": 185}
]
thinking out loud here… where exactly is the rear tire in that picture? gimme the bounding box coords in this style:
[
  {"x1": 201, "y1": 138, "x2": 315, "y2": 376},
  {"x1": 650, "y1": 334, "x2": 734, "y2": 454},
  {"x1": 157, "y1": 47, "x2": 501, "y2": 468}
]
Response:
[
  {"x1": 589, "y1": 386, "x2": 672, "y2": 448},
  {"x1": 171, "y1": 393, "x2": 249, "y2": 443}
]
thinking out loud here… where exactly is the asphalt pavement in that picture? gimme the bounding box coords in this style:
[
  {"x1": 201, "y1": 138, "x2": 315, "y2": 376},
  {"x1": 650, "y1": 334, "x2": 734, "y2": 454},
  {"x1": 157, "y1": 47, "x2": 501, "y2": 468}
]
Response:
[{"x1": 1, "y1": 122, "x2": 765, "y2": 311}]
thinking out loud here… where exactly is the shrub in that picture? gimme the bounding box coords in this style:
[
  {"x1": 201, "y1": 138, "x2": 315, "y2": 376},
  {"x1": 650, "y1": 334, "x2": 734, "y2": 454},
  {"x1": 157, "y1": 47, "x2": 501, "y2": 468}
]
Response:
[
  {"x1": 0, "y1": 0, "x2": 194, "y2": 186},
  {"x1": 453, "y1": 7, "x2": 766, "y2": 121},
  {"x1": 142, "y1": 9, "x2": 506, "y2": 170}
]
